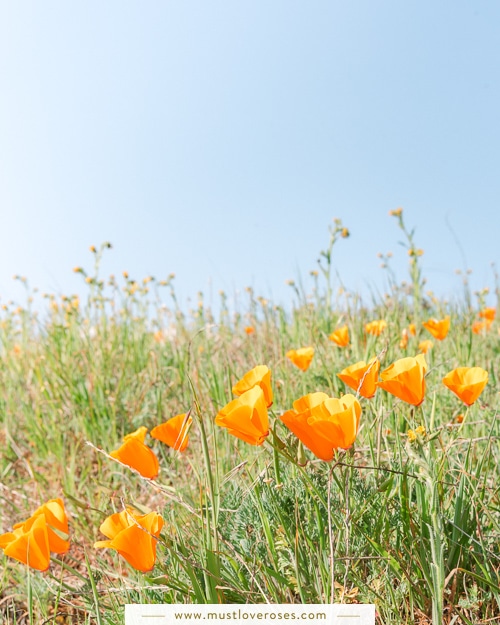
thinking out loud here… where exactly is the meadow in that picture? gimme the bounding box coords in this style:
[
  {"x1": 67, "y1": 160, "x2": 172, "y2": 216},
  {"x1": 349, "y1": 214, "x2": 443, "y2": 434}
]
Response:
[{"x1": 1, "y1": 212, "x2": 499, "y2": 625}]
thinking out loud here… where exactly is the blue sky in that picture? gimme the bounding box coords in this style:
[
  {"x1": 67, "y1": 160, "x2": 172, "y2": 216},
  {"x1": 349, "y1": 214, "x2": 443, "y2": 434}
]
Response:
[{"x1": 1, "y1": 1, "x2": 499, "y2": 313}]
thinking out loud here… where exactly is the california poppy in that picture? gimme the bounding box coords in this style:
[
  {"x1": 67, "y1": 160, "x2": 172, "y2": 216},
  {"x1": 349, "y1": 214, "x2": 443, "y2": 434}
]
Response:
[
  {"x1": 442, "y1": 367, "x2": 488, "y2": 406},
  {"x1": 110, "y1": 430, "x2": 159, "y2": 479},
  {"x1": 232, "y1": 365, "x2": 273, "y2": 407},
  {"x1": 472, "y1": 319, "x2": 492, "y2": 335},
  {"x1": 399, "y1": 330, "x2": 409, "y2": 350},
  {"x1": 29, "y1": 498, "x2": 70, "y2": 555},
  {"x1": 153, "y1": 330, "x2": 165, "y2": 344},
  {"x1": 281, "y1": 392, "x2": 361, "y2": 461},
  {"x1": 0, "y1": 498, "x2": 70, "y2": 571},
  {"x1": 337, "y1": 358, "x2": 380, "y2": 399},
  {"x1": 365, "y1": 320, "x2": 387, "y2": 336},
  {"x1": 122, "y1": 426, "x2": 148, "y2": 443},
  {"x1": 215, "y1": 385, "x2": 269, "y2": 445},
  {"x1": 308, "y1": 394, "x2": 362, "y2": 451},
  {"x1": 244, "y1": 326, "x2": 255, "y2": 335},
  {"x1": 328, "y1": 325, "x2": 349, "y2": 347},
  {"x1": 94, "y1": 509, "x2": 164, "y2": 572},
  {"x1": 281, "y1": 392, "x2": 335, "y2": 461},
  {"x1": 377, "y1": 354, "x2": 428, "y2": 406},
  {"x1": 150, "y1": 413, "x2": 192, "y2": 452},
  {"x1": 418, "y1": 340, "x2": 434, "y2": 354},
  {"x1": 478, "y1": 307, "x2": 496, "y2": 321},
  {"x1": 422, "y1": 316, "x2": 450, "y2": 340},
  {"x1": 286, "y1": 347, "x2": 314, "y2": 371},
  {"x1": 0, "y1": 514, "x2": 51, "y2": 572}
]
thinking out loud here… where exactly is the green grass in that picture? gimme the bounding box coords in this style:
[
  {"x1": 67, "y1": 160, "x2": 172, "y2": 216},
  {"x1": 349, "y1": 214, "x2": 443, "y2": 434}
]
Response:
[{"x1": 1, "y1": 216, "x2": 499, "y2": 624}]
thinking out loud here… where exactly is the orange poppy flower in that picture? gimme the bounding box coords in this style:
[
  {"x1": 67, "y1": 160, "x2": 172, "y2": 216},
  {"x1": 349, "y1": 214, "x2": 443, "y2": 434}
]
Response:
[
  {"x1": 442, "y1": 367, "x2": 488, "y2": 406},
  {"x1": 399, "y1": 330, "x2": 409, "y2": 350},
  {"x1": 281, "y1": 392, "x2": 361, "y2": 461},
  {"x1": 0, "y1": 514, "x2": 51, "y2": 572},
  {"x1": 150, "y1": 413, "x2": 192, "y2": 452},
  {"x1": 280, "y1": 392, "x2": 333, "y2": 461},
  {"x1": 286, "y1": 347, "x2": 314, "y2": 371},
  {"x1": 215, "y1": 385, "x2": 269, "y2": 445},
  {"x1": 418, "y1": 339, "x2": 434, "y2": 354},
  {"x1": 153, "y1": 330, "x2": 165, "y2": 344},
  {"x1": 244, "y1": 326, "x2": 255, "y2": 335},
  {"x1": 478, "y1": 307, "x2": 496, "y2": 321},
  {"x1": 94, "y1": 509, "x2": 164, "y2": 572},
  {"x1": 365, "y1": 320, "x2": 387, "y2": 336},
  {"x1": 337, "y1": 358, "x2": 380, "y2": 399},
  {"x1": 472, "y1": 319, "x2": 493, "y2": 335},
  {"x1": 328, "y1": 325, "x2": 350, "y2": 347},
  {"x1": 377, "y1": 354, "x2": 428, "y2": 406},
  {"x1": 408, "y1": 324, "x2": 416, "y2": 336},
  {"x1": 0, "y1": 498, "x2": 70, "y2": 571},
  {"x1": 232, "y1": 365, "x2": 273, "y2": 407},
  {"x1": 308, "y1": 394, "x2": 361, "y2": 451},
  {"x1": 110, "y1": 429, "x2": 159, "y2": 479},
  {"x1": 29, "y1": 498, "x2": 70, "y2": 555},
  {"x1": 422, "y1": 316, "x2": 450, "y2": 340}
]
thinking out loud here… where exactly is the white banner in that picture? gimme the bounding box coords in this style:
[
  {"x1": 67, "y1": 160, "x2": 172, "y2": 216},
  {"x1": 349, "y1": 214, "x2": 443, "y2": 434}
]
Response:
[{"x1": 125, "y1": 604, "x2": 375, "y2": 625}]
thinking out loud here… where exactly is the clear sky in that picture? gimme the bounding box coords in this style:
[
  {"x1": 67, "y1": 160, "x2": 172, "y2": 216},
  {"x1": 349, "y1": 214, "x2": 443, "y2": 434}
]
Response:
[{"x1": 1, "y1": 1, "x2": 499, "y2": 313}]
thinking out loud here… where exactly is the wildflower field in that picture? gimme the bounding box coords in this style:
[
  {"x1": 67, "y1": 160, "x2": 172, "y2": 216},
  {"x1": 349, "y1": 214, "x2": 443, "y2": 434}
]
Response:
[{"x1": 1, "y1": 212, "x2": 499, "y2": 625}]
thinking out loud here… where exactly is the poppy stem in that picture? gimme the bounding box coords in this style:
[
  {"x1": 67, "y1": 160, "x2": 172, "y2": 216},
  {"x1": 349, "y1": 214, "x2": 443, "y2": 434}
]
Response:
[
  {"x1": 27, "y1": 559, "x2": 33, "y2": 625},
  {"x1": 186, "y1": 372, "x2": 222, "y2": 602},
  {"x1": 272, "y1": 429, "x2": 282, "y2": 486},
  {"x1": 456, "y1": 406, "x2": 471, "y2": 435},
  {"x1": 327, "y1": 467, "x2": 335, "y2": 604},
  {"x1": 341, "y1": 449, "x2": 354, "y2": 595}
]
